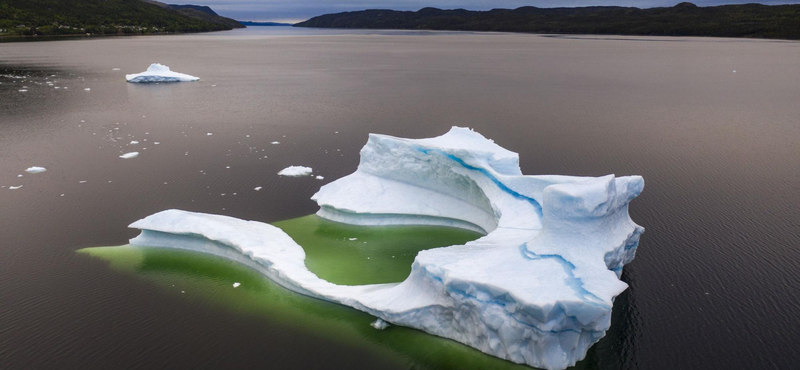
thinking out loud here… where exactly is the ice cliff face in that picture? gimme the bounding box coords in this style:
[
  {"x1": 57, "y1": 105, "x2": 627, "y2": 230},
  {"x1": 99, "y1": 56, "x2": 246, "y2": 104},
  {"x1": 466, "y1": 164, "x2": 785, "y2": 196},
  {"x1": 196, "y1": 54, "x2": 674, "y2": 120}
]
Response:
[
  {"x1": 128, "y1": 127, "x2": 644, "y2": 370},
  {"x1": 125, "y1": 63, "x2": 199, "y2": 83}
]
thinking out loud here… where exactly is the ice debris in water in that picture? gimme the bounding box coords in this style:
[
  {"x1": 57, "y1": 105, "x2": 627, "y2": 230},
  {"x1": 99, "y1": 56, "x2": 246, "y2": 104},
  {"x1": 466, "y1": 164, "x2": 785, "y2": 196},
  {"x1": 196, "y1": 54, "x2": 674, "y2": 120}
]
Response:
[
  {"x1": 370, "y1": 319, "x2": 390, "y2": 330},
  {"x1": 270, "y1": 141, "x2": 280, "y2": 145},
  {"x1": 25, "y1": 167, "x2": 46, "y2": 173},
  {"x1": 126, "y1": 63, "x2": 199, "y2": 83},
  {"x1": 130, "y1": 141, "x2": 139, "y2": 145},
  {"x1": 119, "y1": 152, "x2": 139, "y2": 159},
  {"x1": 254, "y1": 187, "x2": 263, "y2": 191},
  {"x1": 9, "y1": 185, "x2": 23, "y2": 190},
  {"x1": 233, "y1": 282, "x2": 241, "y2": 288},
  {"x1": 277, "y1": 166, "x2": 313, "y2": 177},
  {"x1": 126, "y1": 127, "x2": 645, "y2": 370}
]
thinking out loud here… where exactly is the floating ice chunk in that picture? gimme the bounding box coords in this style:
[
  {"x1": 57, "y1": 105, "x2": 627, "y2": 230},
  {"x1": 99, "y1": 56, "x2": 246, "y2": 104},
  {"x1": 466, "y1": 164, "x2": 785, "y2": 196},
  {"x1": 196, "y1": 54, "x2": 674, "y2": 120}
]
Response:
[
  {"x1": 84, "y1": 88, "x2": 90, "y2": 91},
  {"x1": 9, "y1": 185, "x2": 22, "y2": 190},
  {"x1": 130, "y1": 141, "x2": 139, "y2": 145},
  {"x1": 79, "y1": 180, "x2": 87, "y2": 184},
  {"x1": 315, "y1": 176, "x2": 324, "y2": 180},
  {"x1": 25, "y1": 167, "x2": 46, "y2": 173},
  {"x1": 270, "y1": 141, "x2": 280, "y2": 145},
  {"x1": 207, "y1": 133, "x2": 213, "y2": 136},
  {"x1": 112, "y1": 68, "x2": 121, "y2": 71},
  {"x1": 126, "y1": 127, "x2": 644, "y2": 370},
  {"x1": 233, "y1": 282, "x2": 241, "y2": 288},
  {"x1": 119, "y1": 152, "x2": 139, "y2": 159},
  {"x1": 126, "y1": 63, "x2": 199, "y2": 83},
  {"x1": 348, "y1": 238, "x2": 358, "y2": 241},
  {"x1": 370, "y1": 319, "x2": 389, "y2": 330},
  {"x1": 278, "y1": 166, "x2": 312, "y2": 177},
  {"x1": 18, "y1": 89, "x2": 27, "y2": 92},
  {"x1": 254, "y1": 187, "x2": 262, "y2": 191}
]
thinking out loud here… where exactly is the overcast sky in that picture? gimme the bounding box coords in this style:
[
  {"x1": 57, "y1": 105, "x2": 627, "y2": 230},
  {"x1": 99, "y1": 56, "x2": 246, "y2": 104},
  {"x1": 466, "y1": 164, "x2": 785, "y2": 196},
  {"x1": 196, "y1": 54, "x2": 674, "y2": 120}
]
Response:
[{"x1": 184, "y1": 0, "x2": 800, "y2": 23}]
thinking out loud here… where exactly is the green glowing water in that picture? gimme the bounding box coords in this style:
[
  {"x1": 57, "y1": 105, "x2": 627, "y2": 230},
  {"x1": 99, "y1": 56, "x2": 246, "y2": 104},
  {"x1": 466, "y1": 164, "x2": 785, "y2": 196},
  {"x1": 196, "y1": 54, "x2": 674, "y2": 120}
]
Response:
[
  {"x1": 78, "y1": 215, "x2": 541, "y2": 370},
  {"x1": 274, "y1": 215, "x2": 481, "y2": 285}
]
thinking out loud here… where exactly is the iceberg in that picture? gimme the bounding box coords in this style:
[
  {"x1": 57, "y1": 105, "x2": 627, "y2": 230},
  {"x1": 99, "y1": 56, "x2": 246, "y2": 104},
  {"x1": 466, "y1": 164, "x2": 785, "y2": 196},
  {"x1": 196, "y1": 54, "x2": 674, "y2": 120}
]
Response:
[
  {"x1": 126, "y1": 127, "x2": 644, "y2": 370},
  {"x1": 125, "y1": 63, "x2": 199, "y2": 83}
]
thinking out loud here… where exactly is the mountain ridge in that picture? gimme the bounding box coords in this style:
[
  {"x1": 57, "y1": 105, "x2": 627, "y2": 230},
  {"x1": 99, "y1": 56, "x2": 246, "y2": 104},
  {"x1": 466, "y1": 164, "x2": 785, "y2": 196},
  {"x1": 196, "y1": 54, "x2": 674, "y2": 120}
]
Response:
[
  {"x1": 0, "y1": 0, "x2": 243, "y2": 37},
  {"x1": 295, "y1": 3, "x2": 800, "y2": 40}
]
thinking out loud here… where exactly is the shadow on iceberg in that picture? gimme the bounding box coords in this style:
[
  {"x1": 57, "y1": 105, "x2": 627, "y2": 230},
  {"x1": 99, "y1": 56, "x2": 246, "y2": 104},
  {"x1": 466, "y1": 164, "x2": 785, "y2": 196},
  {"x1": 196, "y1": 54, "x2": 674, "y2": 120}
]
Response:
[{"x1": 126, "y1": 127, "x2": 644, "y2": 370}]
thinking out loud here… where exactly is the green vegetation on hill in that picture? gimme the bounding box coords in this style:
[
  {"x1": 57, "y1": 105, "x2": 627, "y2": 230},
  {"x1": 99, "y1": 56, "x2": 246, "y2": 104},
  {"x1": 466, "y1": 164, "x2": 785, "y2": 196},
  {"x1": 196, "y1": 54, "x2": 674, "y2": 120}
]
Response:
[
  {"x1": 295, "y1": 3, "x2": 800, "y2": 40},
  {"x1": 0, "y1": 0, "x2": 242, "y2": 37}
]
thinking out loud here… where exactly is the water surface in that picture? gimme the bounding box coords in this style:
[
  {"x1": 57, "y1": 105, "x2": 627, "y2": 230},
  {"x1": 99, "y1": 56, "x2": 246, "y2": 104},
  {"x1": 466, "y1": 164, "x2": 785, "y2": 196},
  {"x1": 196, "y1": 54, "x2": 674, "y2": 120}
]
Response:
[{"x1": 1, "y1": 28, "x2": 798, "y2": 369}]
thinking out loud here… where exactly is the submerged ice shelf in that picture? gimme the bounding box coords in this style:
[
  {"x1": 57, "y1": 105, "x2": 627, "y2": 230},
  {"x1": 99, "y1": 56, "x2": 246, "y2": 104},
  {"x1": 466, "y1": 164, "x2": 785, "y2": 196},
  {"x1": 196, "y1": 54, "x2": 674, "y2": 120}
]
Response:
[
  {"x1": 126, "y1": 63, "x2": 199, "y2": 83},
  {"x1": 127, "y1": 127, "x2": 644, "y2": 370}
]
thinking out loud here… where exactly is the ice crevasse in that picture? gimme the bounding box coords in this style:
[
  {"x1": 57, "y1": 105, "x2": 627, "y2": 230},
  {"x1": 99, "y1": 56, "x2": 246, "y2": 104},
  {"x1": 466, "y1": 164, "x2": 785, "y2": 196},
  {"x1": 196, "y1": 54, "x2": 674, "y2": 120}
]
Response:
[{"x1": 128, "y1": 127, "x2": 644, "y2": 370}]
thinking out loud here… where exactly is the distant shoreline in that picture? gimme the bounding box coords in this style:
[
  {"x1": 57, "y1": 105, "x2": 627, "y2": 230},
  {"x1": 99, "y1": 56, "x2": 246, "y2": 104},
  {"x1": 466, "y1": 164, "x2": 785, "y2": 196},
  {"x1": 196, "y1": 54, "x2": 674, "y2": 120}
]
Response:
[
  {"x1": 294, "y1": 3, "x2": 800, "y2": 41},
  {"x1": 0, "y1": 29, "x2": 235, "y2": 43}
]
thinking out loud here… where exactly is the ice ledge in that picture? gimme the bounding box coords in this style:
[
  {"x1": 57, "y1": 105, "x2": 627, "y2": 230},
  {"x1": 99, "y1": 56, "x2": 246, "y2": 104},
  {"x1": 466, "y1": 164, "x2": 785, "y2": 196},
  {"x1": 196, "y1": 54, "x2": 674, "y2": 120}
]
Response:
[{"x1": 127, "y1": 127, "x2": 644, "y2": 370}]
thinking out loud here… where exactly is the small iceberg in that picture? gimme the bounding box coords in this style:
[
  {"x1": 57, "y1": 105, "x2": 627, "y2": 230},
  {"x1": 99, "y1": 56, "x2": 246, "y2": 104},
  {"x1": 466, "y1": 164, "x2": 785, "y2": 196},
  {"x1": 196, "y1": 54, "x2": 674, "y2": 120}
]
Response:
[
  {"x1": 25, "y1": 166, "x2": 46, "y2": 174},
  {"x1": 278, "y1": 166, "x2": 313, "y2": 177},
  {"x1": 119, "y1": 152, "x2": 139, "y2": 159},
  {"x1": 126, "y1": 64, "x2": 199, "y2": 83},
  {"x1": 9, "y1": 185, "x2": 22, "y2": 190}
]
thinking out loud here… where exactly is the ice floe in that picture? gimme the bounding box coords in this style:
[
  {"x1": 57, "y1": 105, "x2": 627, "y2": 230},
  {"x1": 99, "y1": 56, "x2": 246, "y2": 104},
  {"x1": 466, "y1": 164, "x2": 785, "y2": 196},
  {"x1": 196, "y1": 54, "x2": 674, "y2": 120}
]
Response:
[
  {"x1": 278, "y1": 166, "x2": 313, "y2": 177},
  {"x1": 119, "y1": 152, "x2": 139, "y2": 159},
  {"x1": 371, "y1": 319, "x2": 390, "y2": 330},
  {"x1": 25, "y1": 167, "x2": 46, "y2": 174}
]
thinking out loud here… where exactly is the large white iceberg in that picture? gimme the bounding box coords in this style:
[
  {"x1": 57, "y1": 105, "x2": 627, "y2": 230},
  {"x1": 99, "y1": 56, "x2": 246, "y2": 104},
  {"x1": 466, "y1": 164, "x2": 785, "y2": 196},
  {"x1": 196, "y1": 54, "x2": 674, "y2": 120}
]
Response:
[
  {"x1": 125, "y1": 63, "x2": 199, "y2": 83},
  {"x1": 127, "y1": 127, "x2": 644, "y2": 370}
]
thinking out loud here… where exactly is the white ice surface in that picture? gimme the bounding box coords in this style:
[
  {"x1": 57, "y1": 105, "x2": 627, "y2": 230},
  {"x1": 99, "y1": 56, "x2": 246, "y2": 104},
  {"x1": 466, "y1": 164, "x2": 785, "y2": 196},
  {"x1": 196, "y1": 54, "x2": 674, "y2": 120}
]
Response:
[
  {"x1": 119, "y1": 152, "x2": 139, "y2": 159},
  {"x1": 278, "y1": 166, "x2": 313, "y2": 177},
  {"x1": 128, "y1": 127, "x2": 644, "y2": 370},
  {"x1": 25, "y1": 166, "x2": 46, "y2": 173},
  {"x1": 126, "y1": 63, "x2": 199, "y2": 83}
]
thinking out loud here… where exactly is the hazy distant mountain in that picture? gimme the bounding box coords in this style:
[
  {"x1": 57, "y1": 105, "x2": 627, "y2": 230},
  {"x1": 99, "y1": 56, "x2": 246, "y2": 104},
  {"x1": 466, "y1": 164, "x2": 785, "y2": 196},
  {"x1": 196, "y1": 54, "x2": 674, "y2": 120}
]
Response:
[
  {"x1": 296, "y1": 3, "x2": 800, "y2": 40},
  {"x1": 239, "y1": 21, "x2": 294, "y2": 27},
  {"x1": 0, "y1": 0, "x2": 242, "y2": 36}
]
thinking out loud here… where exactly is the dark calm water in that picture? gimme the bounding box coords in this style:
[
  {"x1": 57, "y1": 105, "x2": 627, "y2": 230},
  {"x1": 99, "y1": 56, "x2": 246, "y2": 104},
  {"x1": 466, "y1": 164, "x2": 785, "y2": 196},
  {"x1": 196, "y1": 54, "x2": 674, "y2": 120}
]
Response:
[{"x1": 1, "y1": 28, "x2": 799, "y2": 369}]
